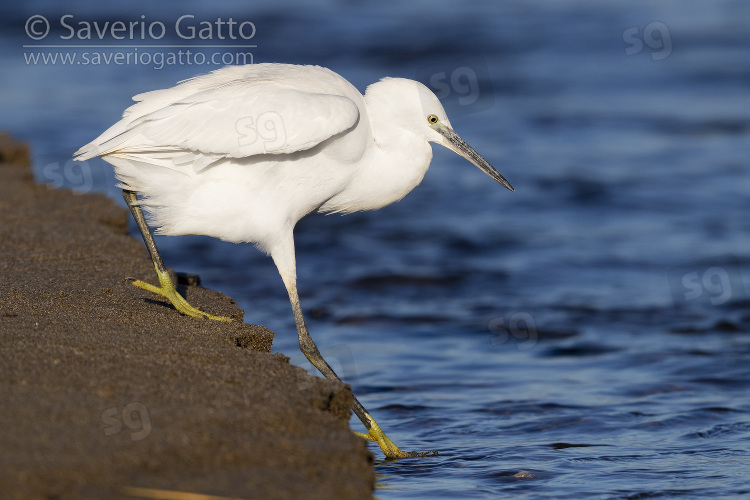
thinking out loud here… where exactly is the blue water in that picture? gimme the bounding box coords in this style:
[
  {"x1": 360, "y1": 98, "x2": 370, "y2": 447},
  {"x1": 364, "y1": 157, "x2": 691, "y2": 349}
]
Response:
[{"x1": 4, "y1": 0, "x2": 750, "y2": 497}]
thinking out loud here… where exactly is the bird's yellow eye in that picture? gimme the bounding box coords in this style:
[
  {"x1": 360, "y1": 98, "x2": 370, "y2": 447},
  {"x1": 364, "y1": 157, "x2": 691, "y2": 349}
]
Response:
[{"x1": 427, "y1": 114, "x2": 439, "y2": 125}]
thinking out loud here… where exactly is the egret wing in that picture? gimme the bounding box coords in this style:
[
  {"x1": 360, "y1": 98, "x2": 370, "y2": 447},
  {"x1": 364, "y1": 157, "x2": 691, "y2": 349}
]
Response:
[{"x1": 75, "y1": 77, "x2": 360, "y2": 162}]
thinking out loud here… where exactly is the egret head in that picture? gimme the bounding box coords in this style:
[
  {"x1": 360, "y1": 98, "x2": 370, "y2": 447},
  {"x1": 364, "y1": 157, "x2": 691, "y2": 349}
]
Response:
[
  {"x1": 365, "y1": 78, "x2": 513, "y2": 191},
  {"x1": 413, "y1": 81, "x2": 514, "y2": 192}
]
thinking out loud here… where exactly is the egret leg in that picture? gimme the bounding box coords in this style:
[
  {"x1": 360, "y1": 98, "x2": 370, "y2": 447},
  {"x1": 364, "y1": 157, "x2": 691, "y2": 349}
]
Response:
[
  {"x1": 273, "y1": 246, "x2": 437, "y2": 459},
  {"x1": 122, "y1": 189, "x2": 232, "y2": 322}
]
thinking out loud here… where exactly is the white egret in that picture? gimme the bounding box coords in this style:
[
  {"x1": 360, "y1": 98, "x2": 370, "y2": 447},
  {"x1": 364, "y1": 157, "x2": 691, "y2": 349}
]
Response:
[{"x1": 75, "y1": 63, "x2": 513, "y2": 458}]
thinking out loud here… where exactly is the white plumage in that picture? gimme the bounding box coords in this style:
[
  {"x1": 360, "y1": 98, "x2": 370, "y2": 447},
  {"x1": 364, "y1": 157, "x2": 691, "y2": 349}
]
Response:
[{"x1": 74, "y1": 63, "x2": 512, "y2": 458}]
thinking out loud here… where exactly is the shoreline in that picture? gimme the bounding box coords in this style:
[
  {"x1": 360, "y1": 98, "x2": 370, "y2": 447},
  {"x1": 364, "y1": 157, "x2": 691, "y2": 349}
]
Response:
[{"x1": 0, "y1": 133, "x2": 374, "y2": 499}]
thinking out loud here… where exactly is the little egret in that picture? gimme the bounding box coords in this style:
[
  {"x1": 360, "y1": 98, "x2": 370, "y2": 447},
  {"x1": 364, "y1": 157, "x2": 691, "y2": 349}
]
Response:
[{"x1": 75, "y1": 63, "x2": 513, "y2": 458}]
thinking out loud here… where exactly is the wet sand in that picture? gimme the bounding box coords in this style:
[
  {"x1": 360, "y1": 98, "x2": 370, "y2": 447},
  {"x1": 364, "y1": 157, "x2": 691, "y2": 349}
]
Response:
[{"x1": 0, "y1": 134, "x2": 374, "y2": 499}]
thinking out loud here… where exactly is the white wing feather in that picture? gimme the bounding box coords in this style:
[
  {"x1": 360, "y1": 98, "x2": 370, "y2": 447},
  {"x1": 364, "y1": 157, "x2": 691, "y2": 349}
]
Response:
[{"x1": 74, "y1": 65, "x2": 360, "y2": 162}]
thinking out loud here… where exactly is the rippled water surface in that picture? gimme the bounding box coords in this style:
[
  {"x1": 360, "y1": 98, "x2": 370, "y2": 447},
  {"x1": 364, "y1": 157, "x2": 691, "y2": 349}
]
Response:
[{"x1": 4, "y1": 0, "x2": 750, "y2": 497}]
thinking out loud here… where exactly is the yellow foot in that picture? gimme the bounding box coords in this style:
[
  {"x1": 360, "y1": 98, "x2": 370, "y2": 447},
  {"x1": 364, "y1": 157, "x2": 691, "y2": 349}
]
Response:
[
  {"x1": 129, "y1": 264, "x2": 233, "y2": 322},
  {"x1": 353, "y1": 415, "x2": 438, "y2": 459}
]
